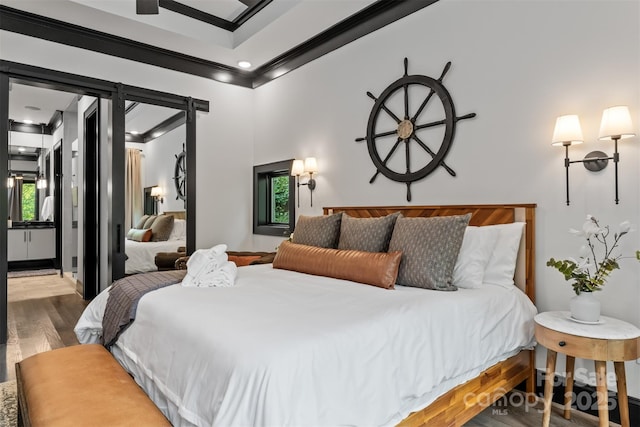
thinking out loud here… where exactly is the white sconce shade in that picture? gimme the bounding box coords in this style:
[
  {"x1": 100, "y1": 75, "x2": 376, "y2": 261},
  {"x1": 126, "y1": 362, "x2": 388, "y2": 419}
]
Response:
[
  {"x1": 291, "y1": 159, "x2": 304, "y2": 176},
  {"x1": 36, "y1": 175, "x2": 47, "y2": 189},
  {"x1": 303, "y1": 157, "x2": 318, "y2": 174},
  {"x1": 552, "y1": 115, "x2": 584, "y2": 146},
  {"x1": 150, "y1": 186, "x2": 163, "y2": 197},
  {"x1": 7, "y1": 175, "x2": 14, "y2": 189},
  {"x1": 598, "y1": 106, "x2": 635, "y2": 140}
]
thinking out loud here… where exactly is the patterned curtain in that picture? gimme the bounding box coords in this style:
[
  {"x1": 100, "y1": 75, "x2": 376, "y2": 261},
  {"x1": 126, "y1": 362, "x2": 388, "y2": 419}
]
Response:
[{"x1": 125, "y1": 149, "x2": 142, "y2": 230}]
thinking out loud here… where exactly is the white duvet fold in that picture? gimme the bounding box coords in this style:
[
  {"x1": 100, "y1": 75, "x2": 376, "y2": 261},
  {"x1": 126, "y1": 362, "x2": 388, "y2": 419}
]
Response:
[{"x1": 77, "y1": 265, "x2": 538, "y2": 427}]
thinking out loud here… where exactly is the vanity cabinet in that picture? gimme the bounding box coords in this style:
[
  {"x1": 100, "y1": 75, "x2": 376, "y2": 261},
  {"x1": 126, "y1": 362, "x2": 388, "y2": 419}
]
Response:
[{"x1": 8, "y1": 228, "x2": 56, "y2": 261}]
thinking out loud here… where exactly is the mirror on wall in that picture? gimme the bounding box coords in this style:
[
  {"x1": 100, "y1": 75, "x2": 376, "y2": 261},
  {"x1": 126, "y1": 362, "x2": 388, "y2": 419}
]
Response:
[
  {"x1": 124, "y1": 100, "x2": 187, "y2": 220},
  {"x1": 8, "y1": 83, "x2": 76, "y2": 224},
  {"x1": 122, "y1": 100, "x2": 187, "y2": 275}
]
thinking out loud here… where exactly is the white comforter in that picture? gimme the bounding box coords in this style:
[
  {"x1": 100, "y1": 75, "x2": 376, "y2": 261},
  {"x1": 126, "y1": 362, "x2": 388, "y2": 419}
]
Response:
[
  {"x1": 125, "y1": 239, "x2": 186, "y2": 274},
  {"x1": 76, "y1": 264, "x2": 536, "y2": 426}
]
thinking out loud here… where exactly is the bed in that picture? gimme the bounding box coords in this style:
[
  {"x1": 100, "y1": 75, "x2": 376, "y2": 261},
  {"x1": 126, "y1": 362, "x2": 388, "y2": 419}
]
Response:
[
  {"x1": 125, "y1": 210, "x2": 186, "y2": 274},
  {"x1": 77, "y1": 204, "x2": 537, "y2": 426}
]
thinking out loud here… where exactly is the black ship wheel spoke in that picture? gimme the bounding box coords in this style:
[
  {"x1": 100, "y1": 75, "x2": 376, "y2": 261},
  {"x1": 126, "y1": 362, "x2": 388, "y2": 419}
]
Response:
[
  {"x1": 355, "y1": 59, "x2": 476, "y2": 201},
  {"x1": 173, "y1": 144, "x2": 187, "y2": 201}
]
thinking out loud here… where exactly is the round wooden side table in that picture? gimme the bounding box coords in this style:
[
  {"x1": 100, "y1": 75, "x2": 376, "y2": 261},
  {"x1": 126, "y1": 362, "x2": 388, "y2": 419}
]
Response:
[{"x1": 534, "y1": 311, "x2": 640, "y2": 427}]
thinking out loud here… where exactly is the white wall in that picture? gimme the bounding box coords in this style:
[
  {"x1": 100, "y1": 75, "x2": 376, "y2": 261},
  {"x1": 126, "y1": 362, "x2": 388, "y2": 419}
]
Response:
[
  {"x1": 252, "y1": 1, "x2": 640, "y2": 397},
  {"x1": 135, "y1": 124, "x2": 187, "y2": 214}
]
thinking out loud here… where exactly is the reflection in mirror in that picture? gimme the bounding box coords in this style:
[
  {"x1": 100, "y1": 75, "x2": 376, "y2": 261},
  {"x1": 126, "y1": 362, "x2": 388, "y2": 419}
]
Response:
[
  {"x1": 124, "y1": 100, "x2": 187, "y2": 275},
  {"x1": 7, "y1": 127, "x2": 51, "y2": 223}
]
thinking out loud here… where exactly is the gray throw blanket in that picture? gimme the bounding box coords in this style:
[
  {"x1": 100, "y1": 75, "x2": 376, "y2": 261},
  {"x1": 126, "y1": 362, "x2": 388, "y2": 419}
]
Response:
[{"x1": 102, "y1": 270, "x2": 187, "y2": 347}]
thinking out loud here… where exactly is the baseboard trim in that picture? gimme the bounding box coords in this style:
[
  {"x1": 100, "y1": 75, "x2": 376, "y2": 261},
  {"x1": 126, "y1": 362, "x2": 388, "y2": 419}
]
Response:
[{"x1": 518, "y1": 369, "x2": 640, "y2": 425}]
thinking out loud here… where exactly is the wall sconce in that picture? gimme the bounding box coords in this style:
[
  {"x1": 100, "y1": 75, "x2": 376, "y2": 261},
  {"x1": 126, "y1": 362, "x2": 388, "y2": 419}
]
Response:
[
  {"x1": 150, "y1": 186, "x2": 164, "y2": 214},
  {"x1": 36, "y1": 124, "x2": 47, "y2": 190},
  {"x1": 291, "y1": 157, "x2": 318, "y2": 207},
  {"x1": 552, "y1": 106, "x2": 635, "y2": 205}
]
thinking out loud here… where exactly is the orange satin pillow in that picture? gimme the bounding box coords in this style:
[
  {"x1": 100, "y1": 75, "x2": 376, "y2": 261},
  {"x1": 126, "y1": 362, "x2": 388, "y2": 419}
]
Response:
[
  {"x1": 273, "y1": 241, "x2": 401, "y2": 289},
  {"x1": 126, "y1": 228, "x2": 153, "y2": 242}
]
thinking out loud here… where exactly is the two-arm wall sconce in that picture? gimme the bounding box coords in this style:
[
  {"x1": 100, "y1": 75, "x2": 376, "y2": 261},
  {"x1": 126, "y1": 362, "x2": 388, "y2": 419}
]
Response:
[
  {"x1": 552, "y1": 106, "x2": 635, "y2": 205},
  {"x1": 150, "y1": 186, "x2": 164, "y2": 214},
  {"x1": 291, "y1": 157, "x2": 318, "y2": 207}
]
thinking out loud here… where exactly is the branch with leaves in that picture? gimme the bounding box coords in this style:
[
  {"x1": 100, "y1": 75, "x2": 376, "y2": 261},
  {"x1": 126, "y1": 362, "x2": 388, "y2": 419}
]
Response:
[{"x1": 547, "y1": 216, "x2": 631, "y2": 295}]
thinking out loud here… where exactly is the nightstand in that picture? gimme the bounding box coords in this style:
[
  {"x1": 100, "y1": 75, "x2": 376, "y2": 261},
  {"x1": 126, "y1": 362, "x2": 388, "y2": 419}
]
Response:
[{"x1": 535, "y1": 311, "x2": 640, "y2": 427}]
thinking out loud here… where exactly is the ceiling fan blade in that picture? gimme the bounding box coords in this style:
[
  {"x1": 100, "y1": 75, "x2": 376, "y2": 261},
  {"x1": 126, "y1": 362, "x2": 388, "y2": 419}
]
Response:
[{"x1": 137, "y1": 0, "x2": 159, "y2": 15}]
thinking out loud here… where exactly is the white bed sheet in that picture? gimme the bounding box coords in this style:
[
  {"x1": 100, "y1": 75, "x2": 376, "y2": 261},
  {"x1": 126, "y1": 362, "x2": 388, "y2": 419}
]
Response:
[
  {"x1": 77, "y1": 264, "x2": 536, "y2": 426},
  {"x1": 125, "y1": 239, "x2": 186, "y2": 274}
]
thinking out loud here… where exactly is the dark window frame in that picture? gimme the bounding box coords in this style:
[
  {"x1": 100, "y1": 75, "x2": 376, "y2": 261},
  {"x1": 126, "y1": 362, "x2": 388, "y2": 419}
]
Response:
[{"x1": 253, "y1": 159, "x2": 295, "y2": 237}]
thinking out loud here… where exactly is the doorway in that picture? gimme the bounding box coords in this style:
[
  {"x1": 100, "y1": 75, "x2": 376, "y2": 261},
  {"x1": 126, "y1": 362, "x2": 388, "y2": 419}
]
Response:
[
  {"x1": 82, "y1": 100, "x2": 100, "y2": 300},
  {"x1": 53, "y1": 141, "x2": 62, "y2": 272}
]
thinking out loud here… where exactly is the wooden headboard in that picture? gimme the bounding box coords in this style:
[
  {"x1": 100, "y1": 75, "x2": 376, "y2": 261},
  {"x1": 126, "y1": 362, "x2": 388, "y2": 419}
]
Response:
[
  {"x1": 323, "y1": 204, "x2": 536, "y2": 304},
  {"x1": 163, "y1": 210, "x2": 186, "y2": 220}
]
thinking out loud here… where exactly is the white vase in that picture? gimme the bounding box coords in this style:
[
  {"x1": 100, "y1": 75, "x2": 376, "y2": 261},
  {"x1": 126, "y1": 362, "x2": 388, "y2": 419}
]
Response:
[{"x1": 569, "y1": 292, "x2": 601, "y2": 322}]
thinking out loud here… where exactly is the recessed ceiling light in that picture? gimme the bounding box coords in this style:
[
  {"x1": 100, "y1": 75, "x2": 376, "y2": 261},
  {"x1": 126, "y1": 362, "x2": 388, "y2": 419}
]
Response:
[
  {"x1": 23, "y1": 119, "x2": 33, "y2": 124},
  {"x1": 18, "y1": 147, "x2": 25, "y2": 152},
  {"x1": 130, "y1": 131, "x2": 139, "y2": 135},
  {"x1": 237, "y1": 60, "x2": 252, "y2": 69}
]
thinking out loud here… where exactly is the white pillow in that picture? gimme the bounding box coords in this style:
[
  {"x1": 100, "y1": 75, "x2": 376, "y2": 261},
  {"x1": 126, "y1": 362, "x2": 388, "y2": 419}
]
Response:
[
  {"x1": 168, "y1": 218, "x2": 186, "y2": 240},
  {"x1": 453, "y1": 226, "x2": 500, "y2": 289},
  {"x1": 482, "y1": 222, "x2": 525, "y2": 288}
]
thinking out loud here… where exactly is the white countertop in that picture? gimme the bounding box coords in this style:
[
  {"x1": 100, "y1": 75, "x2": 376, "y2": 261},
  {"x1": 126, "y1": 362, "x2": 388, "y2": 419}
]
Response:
[{"x1": 535, "y1": 311, "x2": 640, "y2": 340}]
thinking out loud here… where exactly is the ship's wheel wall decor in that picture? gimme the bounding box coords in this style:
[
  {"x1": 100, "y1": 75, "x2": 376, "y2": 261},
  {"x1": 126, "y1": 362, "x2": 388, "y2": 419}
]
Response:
[
  {"x1": 356, "y1": 58, "x2": 476, "y2": 201},
  {"x1": 173, "y1": 143, "x2": 187, "y2": 203}
]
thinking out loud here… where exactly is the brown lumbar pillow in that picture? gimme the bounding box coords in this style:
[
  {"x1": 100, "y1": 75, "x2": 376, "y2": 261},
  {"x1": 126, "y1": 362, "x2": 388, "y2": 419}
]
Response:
[
  {"x1": 150, "y1": 215, "x2": 175, "y2": 242},
  {"x1": 273, "y1": 241, "x2": 401, "y2": 289}
]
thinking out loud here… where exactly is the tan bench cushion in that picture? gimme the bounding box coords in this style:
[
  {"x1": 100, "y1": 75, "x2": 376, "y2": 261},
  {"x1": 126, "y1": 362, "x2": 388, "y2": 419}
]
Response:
[{"x1": 17, "y1": 344, "x2": 170, "y2": 427}]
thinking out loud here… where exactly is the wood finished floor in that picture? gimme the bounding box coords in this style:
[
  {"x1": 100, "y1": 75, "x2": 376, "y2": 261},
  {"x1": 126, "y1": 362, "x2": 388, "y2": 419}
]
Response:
[
  {"x1": 0, "y1": 272, "x2": 87, "y2": 382},
  {"x1": 0, "y1": 273, "x2": 611, "y2": 426},
  {"x1": 464, "y1": 392, "x2": 619, "y2": 426}
]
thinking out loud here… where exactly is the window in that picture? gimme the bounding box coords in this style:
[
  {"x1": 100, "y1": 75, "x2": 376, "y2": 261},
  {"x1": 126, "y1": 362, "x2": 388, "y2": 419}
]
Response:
[
  {"x1": 21, "y1": 180, "x2": 37, "y2": 221},
  {"x1": 253, "y1": 159, "x2": 295, "y2": 236}
]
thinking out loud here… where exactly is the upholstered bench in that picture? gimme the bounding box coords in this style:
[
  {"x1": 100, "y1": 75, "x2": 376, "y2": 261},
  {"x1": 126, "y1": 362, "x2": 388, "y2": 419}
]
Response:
[
  {"x1": 175, "y1": 251, "x2": 276, "y2": 270},
  {"x1": 16, "y1": 344, "x2": 170, "y2": 427},
  {"x1": 154, "y1": 245, "x2": 187, "y2": 271}
]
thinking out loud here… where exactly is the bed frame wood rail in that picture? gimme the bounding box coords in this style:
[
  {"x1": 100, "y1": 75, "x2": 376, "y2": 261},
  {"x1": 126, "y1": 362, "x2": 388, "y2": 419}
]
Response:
[{"x1": 323, "y1": 204, "x2": 537, "y2": 427}]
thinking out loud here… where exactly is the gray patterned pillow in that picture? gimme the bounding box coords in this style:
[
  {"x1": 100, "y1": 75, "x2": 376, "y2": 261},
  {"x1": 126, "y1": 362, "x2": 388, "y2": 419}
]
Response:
[
  {"x1": 388, "y1": 214, "x2": 471, "y2": 291},
  {"x1": 292, "y1": 213, "x2": 342, "y2": 248},
  {"x1": 338, "y1": 212, "x2": 401, "y2": 252},
  {"x1": 135, "y1": 215, "x2": 150, "y2": 229},
  {"x1": 143, "y1": 215, "x2": 157, "y2": 229},
  {"x1": 150, "y1": 214, "x2": 174, "y2": 242}
]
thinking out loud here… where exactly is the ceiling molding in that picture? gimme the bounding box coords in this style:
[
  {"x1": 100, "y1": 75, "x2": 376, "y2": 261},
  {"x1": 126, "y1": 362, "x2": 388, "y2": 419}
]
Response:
[
  {"x1": 251, "y1": 0, "x2": 438, "y2": 88},
  {"x1": 1, "y1": 60, "x2": 210, "y2": 113},
  {"x1": 158, "y1": 0, "x2": 272, "y2": 32},
  {"x1": 233, "y1": 0, "x2": 273, "y2": 28},
  {"x1": 0, "y1": 5, "x2": 254, "y2": 88},
  {"x1": 126, "y1": 111, "x2": 185, "y2": 143},
  {"x1": 0, "y1": 1, "x2": 438, "y2": 89},
  {"x1": 159, "y1": 0, "x2": 236, "y2": 31},
  {"x1": 9, "y1": 121, "x2": 52, "y2": 135}
]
